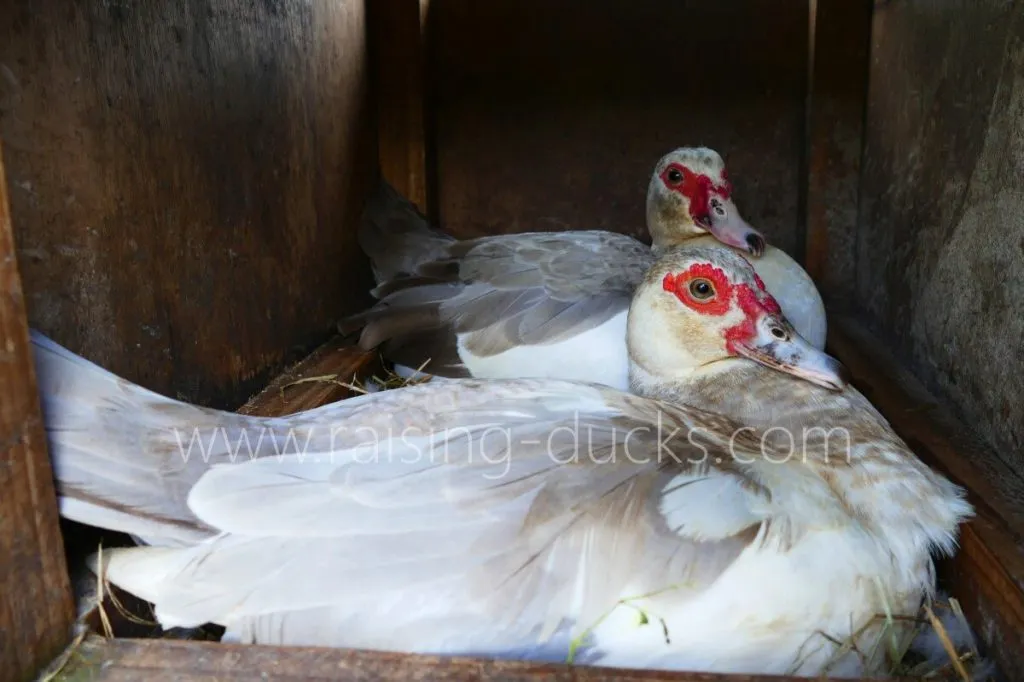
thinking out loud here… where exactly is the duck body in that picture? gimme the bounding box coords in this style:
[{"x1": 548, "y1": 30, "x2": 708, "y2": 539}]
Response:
[
  {"x1": 33, "y1": 245, "x2": 969, "y2": 677},
  {"x1": 371, "y1": 231, "x2": 822, "y2": 390},
  {"x1": 345, "y1": 153, "x2": 827, "y2": 387}
]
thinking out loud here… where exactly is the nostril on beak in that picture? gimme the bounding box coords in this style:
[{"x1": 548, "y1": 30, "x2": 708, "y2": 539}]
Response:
[{"x1": 746, "y1": 234, "x2": 766, "y2": 257}]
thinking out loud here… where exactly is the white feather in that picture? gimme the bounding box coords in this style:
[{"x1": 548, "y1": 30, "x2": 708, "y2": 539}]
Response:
[{"x1": 458, "y1": 311, "x2": 631, "y2": 389}]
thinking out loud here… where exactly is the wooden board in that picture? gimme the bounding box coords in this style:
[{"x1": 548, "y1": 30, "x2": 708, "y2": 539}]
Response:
[
  {"x1": 368, "y1": 0, "x2": 432, "y2": 217},
  {"x1": 0, "y1": 144, "x2": 75, "y2": 682},
  {"x1": 803, "y1": 0, "x2": 872, "y2": 301},
  {"x1": 237, "y1": 337, "x2": 380, "y2": 417},
  {"x1": 856, "y1": 0, "x2": 1024, "y2": 472},
  {"x1": 0, "y1": 0, "x2": 377, "y2": 411},
  {"x1": 428, "y1": 0, "x2": 810, "y2": 259},
  {"x1": 828, "y1": 315, "x2": 1024, "y2": 680},
  {"x1": 45, "y1": 635, "x2": 895, "y2": 682}
]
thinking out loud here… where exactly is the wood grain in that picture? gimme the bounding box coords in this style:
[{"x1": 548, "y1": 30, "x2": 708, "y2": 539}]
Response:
[
  {"x1": 50, "y1": 635, "x2": 896, "y2": 682},
  {"x1": 428, "y1": 0, "x2": 809, "y2": 259},
  {"x1": 0, "y1": 0, "x2": 377, "y2": 411},
  {"x1": 368, "y1": 0, "x2": 432, "y2": 216},
  {"x1": 803, "y1": 0, "x2": 872, "y2": 300},
  {"x1": 237, "y1": 336, "x2": 380, "y2": 417},
  {"x1": 828, "y1": 315, "x2": 1023, "y2": 680},
  {"x1": 0, "y1": 144, "x2": 75, "y2": 682},
  {"x1": 856, "y1": 0, "x2": 1024, "y2": 471}
]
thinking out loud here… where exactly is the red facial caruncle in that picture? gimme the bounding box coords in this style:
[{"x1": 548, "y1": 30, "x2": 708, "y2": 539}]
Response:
[
  {"x1": 662, "y1": 263, "x2": 733, "y2": 316},
  {"x1": 718, "y1": 169, "x2": 733, "y2": 198},
  {"x1": 659, "y1": 163, "x2": 733, "y2": 225},
  {"x1": 751, "y1": 273, "x2": 781, "y2": 314},
  {"x1": 663, "y1": 262, "x2": 784, "y2": 353}
]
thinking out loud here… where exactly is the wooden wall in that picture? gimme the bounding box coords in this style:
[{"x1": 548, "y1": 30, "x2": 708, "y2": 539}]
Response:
[
  {"x1": 0, "y1": 0, "x2": 376, "y2": 409},
  {"x1": 427, "y1": 0, "x2": 810, "y2": 258},
  {"x1": 855, "y1": 0, "x2": 1024, "y2": 479}
]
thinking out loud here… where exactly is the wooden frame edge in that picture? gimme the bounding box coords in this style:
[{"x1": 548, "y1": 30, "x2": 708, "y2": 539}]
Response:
[
  {"x1": 0, "y1": 139, "x2": 76, "y2": 682},
  {"x1": 48, "y1": 635, "x2": 904, "y2": 682}
]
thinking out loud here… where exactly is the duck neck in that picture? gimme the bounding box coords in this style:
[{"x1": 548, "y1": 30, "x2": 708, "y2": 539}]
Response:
[
  {"x1": 630, "y1": 358, "x2": 839, "y2": 430},
  {"x1": 646, "y1": 205, "x2": 702, "y2": 252},
  {"x1": 628, "y1": 358, "x2": 744, "y2": 406}
]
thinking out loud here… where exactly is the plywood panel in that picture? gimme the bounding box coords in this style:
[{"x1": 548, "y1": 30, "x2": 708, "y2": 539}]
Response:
[
  {"x1": 0, "y1": 145, "x2": 75, "y2": 682},
  {"x1": 858, "y1": 0, "x2": 1024, "y2": 469},
  {"x1": 0, "y1": 0, "x2": 376, "y2": 409},
  {"x1": 429, "y1": 0, "x2": 809, "y2": 258}
]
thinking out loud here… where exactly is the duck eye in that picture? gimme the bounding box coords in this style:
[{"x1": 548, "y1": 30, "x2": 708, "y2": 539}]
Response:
[
  {"x1": 688, "y1": 278, "x2": 715, "y2": 300},
  {"x1": 666, "y1": 168, "x2": 684, "y2": 185}
]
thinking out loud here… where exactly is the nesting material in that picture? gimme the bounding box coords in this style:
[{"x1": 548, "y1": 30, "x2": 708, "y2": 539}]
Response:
[
  {"x1": 342, "y1": 358, "x2": 435, "y2": 394},
  {"x1": 815, "y1": 595, "x2": 994, "y2": 681}
]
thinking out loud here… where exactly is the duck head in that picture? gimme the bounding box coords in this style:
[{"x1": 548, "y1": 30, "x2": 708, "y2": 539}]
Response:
[
  {"x1": 646, "y1": 147, "x2": 766, "y2": 257},
  {"x1": 628, "y1": 245, "x2": 846, "y2": 391}
]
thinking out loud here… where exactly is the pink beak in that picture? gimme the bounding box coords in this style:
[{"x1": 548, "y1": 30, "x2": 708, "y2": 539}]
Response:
[{"x1": 702, "y1": 196, "x2": 766, "y2": 258}]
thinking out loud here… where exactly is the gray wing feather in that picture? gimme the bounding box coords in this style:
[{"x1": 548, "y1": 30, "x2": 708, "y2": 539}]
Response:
[{"x1": 342, "y1": 230, "x2": 656, "y2": 373}]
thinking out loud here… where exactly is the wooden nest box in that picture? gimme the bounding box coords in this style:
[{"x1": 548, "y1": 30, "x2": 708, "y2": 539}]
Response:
[{"x1": 1, "y1": 1, "x2": 1022, "y2": 680}]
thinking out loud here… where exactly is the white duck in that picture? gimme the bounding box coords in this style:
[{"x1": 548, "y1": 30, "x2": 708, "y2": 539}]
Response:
[
  {"x1": 342, "y1": 147, "x2": 826, "y2": 389},
  {"x1": 34, "y1": 244, "x2": 968, "y2": 677}
]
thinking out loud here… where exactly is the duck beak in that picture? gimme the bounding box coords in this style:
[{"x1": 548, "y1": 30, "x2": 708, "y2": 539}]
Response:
[
  {"x1": 702, "y1": 197, "x2": 766, "y2": 257},
  {"x1": 731, "y1": 317, "x2": 848, "y2": 391}
]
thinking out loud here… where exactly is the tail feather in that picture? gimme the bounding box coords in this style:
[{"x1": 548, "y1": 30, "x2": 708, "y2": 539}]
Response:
[
  {"x1": 359, "y1": 179, "x2": 456, "y2": 283},
  {"x1": 30, "y1": 331, "x2": 275, "y2": 547}
]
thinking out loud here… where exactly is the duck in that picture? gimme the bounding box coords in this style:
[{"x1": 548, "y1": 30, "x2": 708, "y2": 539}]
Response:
[
  {"x1": 340, "y1": 147, "x2": 827, "y2": 389},
  {"x1": 33, "y1": 243, "x2": 969, "y2": 677}
]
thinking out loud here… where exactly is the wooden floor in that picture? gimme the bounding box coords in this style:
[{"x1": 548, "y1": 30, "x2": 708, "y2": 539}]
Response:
[{"x1": 46, "y1": 635, "x2": 886, "y2": 682}]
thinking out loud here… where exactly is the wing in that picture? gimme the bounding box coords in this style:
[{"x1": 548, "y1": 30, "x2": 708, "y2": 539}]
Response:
[
  {"x1": 92, "y1": 378, "x2": 775, "y2": 654},
  {"x1": 340, "y1": 231, "x2": 655, "y2": 376},
  {"x1": 357, "y1": 178, "x2": 458, "y2": 282}
]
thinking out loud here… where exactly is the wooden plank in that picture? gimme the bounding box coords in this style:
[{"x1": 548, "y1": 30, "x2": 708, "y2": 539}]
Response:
[
  {"x1": 368, "y1": 0, "x2": 432, "y2": 216},
  {"x1": 48, "y1": 635, "x2": 896, "y2": 682},
  {"x1": 237, "y1": 336, "x2": 380, "y2": 417},
  {"x1": 0, "y1": 0, "x2": 377, "y2": 411},
  {"x1": 429, "y1": 0, "x2": 809, "y2": 259},
  {"x1": 0, "y1": 141, "x2": 75, "y2": 681},
  {"x1": 946, "y1": 516, "x2": 1024, "y2": 682},
  {"x1": 803, "y1": 0, "x2": 872, "y2": 297},
  {"x1": 827, "y1": 315, "x2": 1024, "y2": 680}
]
